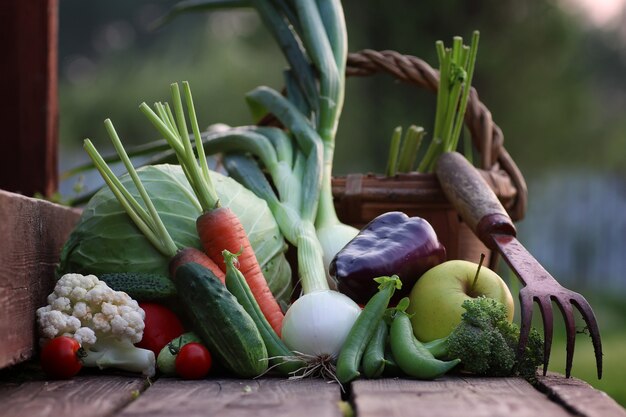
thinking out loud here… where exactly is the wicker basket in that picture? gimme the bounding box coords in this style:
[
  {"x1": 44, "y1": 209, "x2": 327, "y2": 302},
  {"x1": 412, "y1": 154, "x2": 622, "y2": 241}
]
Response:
[{"x1": 331, "y1": 50, "x2": 528, "y2": 270}]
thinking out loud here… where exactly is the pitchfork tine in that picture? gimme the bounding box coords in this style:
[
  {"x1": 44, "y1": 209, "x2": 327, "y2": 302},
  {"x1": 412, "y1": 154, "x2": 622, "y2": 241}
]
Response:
[
  {"x1": 536, "y1": 296, "x2": 554, "y2": 376},
  {"x1": 517, "y1": 289, "x2": 533, "y2": 358},
  {"x1": 553, "y1": 298, "x2": 576, "y2": 378},
  {"x1": 571, "y1": 294, "x2": 603, "y2": 379}
]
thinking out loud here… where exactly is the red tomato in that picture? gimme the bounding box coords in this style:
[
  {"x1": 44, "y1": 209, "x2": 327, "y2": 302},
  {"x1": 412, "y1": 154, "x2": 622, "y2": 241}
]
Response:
[
  {"x1": 136, "y1": 302, "x2": 185, "y2": 355},
  {"x1": 40, "y1": 336, "x2": 82, "y2": 379},
  {"x1": 175, "y1": 342, "x2": 212, "y2": 380}
]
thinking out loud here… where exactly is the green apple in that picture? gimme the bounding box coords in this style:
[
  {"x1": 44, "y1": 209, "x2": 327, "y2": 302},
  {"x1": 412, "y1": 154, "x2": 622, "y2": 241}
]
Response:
[{"x1": 407, "y1": 259, "x2": 514, "y2": 342}]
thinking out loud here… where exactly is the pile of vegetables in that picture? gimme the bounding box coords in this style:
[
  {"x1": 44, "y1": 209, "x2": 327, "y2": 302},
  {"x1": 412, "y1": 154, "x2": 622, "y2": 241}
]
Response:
[
  {"x1": 38, "y1": 0, "x2": 546, "y2": 384},
  {"x1": 57, "y1": 165, "x2": 293, "y2": 308}
]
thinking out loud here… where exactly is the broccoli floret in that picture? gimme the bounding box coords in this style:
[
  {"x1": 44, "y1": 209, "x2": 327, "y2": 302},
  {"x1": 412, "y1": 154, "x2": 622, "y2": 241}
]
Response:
[{"x1": 442, "y1": 296, "x2": 543, "y2": 379}]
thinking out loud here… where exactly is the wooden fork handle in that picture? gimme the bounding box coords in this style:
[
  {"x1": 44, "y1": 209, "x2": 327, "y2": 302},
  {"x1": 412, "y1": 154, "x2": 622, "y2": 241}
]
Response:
[{"x1": 436, "y1": 152, "x2": 517, "y2": 249}]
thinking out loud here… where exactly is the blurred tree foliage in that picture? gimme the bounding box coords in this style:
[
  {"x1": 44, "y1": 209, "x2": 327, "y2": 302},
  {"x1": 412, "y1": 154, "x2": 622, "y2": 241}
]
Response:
[
  {"x1": 58, "y1": 0, "x2": 626, "y2": 182},
  {"x1": 338, "y1": 0, "x2": 626, "y2": 176},
  {"x1": 58, "y1": 0, "x2": 284, "y2": 163}
]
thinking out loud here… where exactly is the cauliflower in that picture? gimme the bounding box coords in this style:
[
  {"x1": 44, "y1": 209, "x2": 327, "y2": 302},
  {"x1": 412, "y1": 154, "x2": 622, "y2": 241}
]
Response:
[{"x1": 37, "y1": 273, "x2": 155, "y2": 377}]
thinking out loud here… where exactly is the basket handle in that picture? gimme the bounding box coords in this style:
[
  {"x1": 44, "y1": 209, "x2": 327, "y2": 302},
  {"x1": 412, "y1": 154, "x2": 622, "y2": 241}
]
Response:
[{"x1": 346, "y1": 49, "x2": 527, "y2": 220}]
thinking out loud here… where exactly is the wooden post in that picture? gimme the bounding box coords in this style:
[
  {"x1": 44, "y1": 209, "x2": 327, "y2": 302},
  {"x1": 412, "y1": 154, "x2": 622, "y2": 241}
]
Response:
[
  {"x1": 0, "y1": 190, "x2": 79, "y2": 369},
  {"x1": 0, "y1": 0, "x2": 58, "y2": 197}
]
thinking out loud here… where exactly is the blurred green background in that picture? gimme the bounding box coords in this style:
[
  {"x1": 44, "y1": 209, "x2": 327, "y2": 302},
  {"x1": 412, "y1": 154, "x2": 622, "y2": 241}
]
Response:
[{"x1": 57, "y1": 0, "x2": 626, "y2": 406}]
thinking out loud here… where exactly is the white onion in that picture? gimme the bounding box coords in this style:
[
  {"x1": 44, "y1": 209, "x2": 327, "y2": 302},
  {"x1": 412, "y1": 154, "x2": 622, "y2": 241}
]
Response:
[{"x1": 281, "y1": 290, "x2": 361, "y2": 358}]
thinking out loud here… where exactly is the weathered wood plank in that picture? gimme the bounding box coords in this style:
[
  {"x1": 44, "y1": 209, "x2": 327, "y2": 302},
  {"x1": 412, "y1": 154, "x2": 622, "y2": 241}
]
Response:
[
  {"x1": 351, "y1": 377, "x2": 574, "y2": 417},
  {"x1": 117, "y1": 378, "x2": 344, "y2": 417},
  {"x1": 0, "y1": 190, "x2": 80, "y2": 369},
  {"x1": 536, "y1": 373, "x2": 626, "y2": 417},
  {"x1": 0, "y1": 0, "x2": 59, "y2": 197},
  {"x1": 0, "y1": 374, "x2": 147, "y2": 417}
]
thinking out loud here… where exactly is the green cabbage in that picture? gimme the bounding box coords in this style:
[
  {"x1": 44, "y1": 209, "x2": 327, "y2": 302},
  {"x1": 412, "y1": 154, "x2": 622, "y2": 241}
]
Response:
[{"x1": 57, "y1": 164, "x2": 292, "y2": 305}]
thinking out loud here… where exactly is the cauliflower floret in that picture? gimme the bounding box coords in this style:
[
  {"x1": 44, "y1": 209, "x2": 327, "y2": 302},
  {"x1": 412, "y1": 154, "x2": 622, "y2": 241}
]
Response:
[
  {"x1": 38, "y1": 308, "x2": 82, "y2": 339},
  {"x1": 36, "y1": 273, "x2": 155, "y2": 377},
  {"x1": 72, "y1": 301, "x2": 91, "y2": 320},
  {"x1": 74, "y1": 327, "x2": 97, "y2": 345}
]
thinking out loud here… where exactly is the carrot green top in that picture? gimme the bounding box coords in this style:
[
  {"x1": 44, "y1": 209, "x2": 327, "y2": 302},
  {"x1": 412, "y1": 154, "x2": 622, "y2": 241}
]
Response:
[{"x1": 140, "y1": 82, "x2": 220, "y2": 212}]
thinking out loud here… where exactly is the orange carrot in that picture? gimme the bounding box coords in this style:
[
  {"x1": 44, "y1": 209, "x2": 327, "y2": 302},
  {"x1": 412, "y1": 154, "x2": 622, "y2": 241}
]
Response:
[
  {"x1": 169, "y1": 247, "x2": 225, "y2": 283},
  {"x1": 196, "y1": 206, "x2": 284, "y2": 336}
]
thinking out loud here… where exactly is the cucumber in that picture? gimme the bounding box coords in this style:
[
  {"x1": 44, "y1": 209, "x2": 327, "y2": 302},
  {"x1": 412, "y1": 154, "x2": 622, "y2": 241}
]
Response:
[
  {"x1": 223, "y1": 250, "x2": 304, "y2": 376},
  {"x1": 157, "y1": 332, "x2": 203, "y2": 376},
  {"x1": 174, "y1": 262, "x2": 268, "y2": 378},
  {"x1": 100, "y1": 272, "x2": 176, "y2": 302}
]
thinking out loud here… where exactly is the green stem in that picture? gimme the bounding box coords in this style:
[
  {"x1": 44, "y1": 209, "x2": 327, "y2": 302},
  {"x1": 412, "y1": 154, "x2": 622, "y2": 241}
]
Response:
[
  {"x1": 140, "y1": 102, "x2": 202, "y2": 203},
  {"x1": 183, "y1": 81, "x2": 213, "y2": 189},
  {"x1": 432, "y1": 41, "x2": 449, "y2": 141},
  {"x1": 246, "y1": 86, "x2": 320, "y2": 155},
  {"x1": 153, "y1": 102, "x2": 192, "y2": 172},
  {"x1": 256, "y1": 126, "x2": 294, "y2": 168},
  {"x1": 417, "y1": 32, "x2": 480, "y2": 172},
  {"x1": 418, "y1": 43, "x2": 449, "y2": 173},
  {"x1": 142, "y1": 83, "x2": 221, "y2": 212},
  {"x1": 83, "y1": 140, "x2": 165, "y2": 254},
  {"x1": 296, "y1": 220, "x2": 329, "y2": 293},
  {"x1": 294, "y1": 0, "x2": 341, "y2": 144},
  {"x1": 316, "y1": 0, "x2": 347, "y2": 76},
  {"x1": 250, "y1": 0, "x2": 319, "y2": 117},
  {"x1": 471, "y1": 253, "x2": 486, "y2": 292},
  {"x1": 103, "y1": 120, "x2": 180, "y2": 256},
  {"x1": 385, "y1": 126, "x2": 402, "y2": 177},
  {"x1": 284, "y1": 69, "x2": 311, "y2": 118},
  {"x1": 170, "y1": 83, "x2": 218, "y2": 210},
  {"x1": 440, "y1": 79, "x2": 464, "y2": 149},
  {"x1": 155, "y1": 102, "x2": 176, "y2": 134},
  {"x1": 397, "y1": 125, "x2": 425, "y2": 173},
  {"x1": 314, "y1": 141, "x2": 341, "y2": 230},
  {"x1": 448, "y1": 31, "x2": 480, "y2": 153},
  {"x1": 451, "y1": 36, "x2": 463, "y2": 65},
  {"x1": 223, "y1": 153, "x2": 299, "y2": 244},
  {"x1": 300, "y1": 147, "x2": 323, "y2": 223},
  {"x1": 139, "y1": 103, "x2": 185, "y2": 155}
]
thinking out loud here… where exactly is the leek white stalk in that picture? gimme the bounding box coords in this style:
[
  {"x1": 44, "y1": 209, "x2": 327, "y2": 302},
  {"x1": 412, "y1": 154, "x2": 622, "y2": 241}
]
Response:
[
  {"x1": 317, "y1": 222, "x2": 358, "y2": 287},
  {"x1": 281, "y1": 221, "x2": 361, "y2": 359},
  {"x1": 292, "y1": 0, "x2": 359, "y2": 275}
]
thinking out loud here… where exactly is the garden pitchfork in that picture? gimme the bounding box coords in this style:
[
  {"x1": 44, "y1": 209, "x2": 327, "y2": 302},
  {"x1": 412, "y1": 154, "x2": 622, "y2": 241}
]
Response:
[{"x1": 436, "y1": 151, "x2": 603, "y2": 379}]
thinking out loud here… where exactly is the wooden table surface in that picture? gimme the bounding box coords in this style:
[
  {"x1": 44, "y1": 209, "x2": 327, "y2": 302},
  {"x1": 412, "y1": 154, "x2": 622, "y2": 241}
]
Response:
[{"x1": 0, "y1": 371, "x2": 624, "y2": 417}]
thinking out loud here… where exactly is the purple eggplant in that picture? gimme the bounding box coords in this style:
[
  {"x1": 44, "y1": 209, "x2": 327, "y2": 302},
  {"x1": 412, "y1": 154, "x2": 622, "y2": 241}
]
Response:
[{"x1": 330, "y1": 211, "x2": 446, "y2": 304}]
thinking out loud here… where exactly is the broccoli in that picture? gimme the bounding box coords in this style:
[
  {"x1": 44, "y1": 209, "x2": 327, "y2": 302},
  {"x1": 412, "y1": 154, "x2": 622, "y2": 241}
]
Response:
[
  {"x1": 431, "y1": 296, "x2": 543, "y2": 379},
  {"x1": 36, "y1": 273, "x2": 156, "y2": 377}
]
